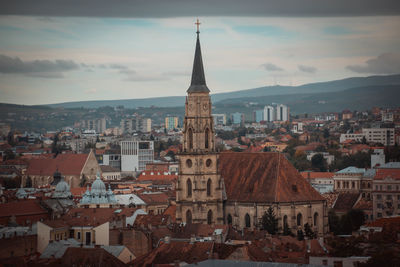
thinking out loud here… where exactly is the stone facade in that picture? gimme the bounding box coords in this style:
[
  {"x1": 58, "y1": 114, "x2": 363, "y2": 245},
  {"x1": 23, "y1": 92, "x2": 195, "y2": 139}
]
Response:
[{"x1": 175, "y1": 27, "x2": 328, "y2": 236}]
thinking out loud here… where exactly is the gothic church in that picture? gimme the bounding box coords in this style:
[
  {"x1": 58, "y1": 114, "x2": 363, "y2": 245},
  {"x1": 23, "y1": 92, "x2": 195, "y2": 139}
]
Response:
[{"x1": 176, "y1": 22, "x2": 328, "y2": 236}]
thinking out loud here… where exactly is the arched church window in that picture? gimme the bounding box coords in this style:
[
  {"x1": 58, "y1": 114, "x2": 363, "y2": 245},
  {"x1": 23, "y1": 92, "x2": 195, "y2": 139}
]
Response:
[
  {"x1": 245, "y1": 213, "x2": 251, "y2": 228},
  {"x1": 297, "y1": 213, "x2": 303, "y2": 226},
  {"x1": 188, "y1": 128, "x2": 193, "y2": 150},
  {"x1": 207, "y1": 210, "x2": 213, "y2": 225},
  {"x1": 205, "y1": 128, "x2": 209, "y2": 149},
  {"x1": 283, "y1": 215, "x2": 289, "y2": 229},
  {"x1": 227, "y1": 214, "x2": 232, "y2": 225},
  {"x1": 186, "y1": 159, "x2": 192, "y2": 168},
  {"x1": 206, "y1": 159, "x2": 212, "y2": 167},
  {"x1": 186, "y1": 210, "x2": 192, "y2": 224},
  {"x1": 314, "y1": 212, "x2": 319, "y2": 227},
  {"x1": 207, "y1": 178, "x2": 212, "y2": 196},
  {"x1": 187, "y1": 179, "x2": 192, "y2": 197}
]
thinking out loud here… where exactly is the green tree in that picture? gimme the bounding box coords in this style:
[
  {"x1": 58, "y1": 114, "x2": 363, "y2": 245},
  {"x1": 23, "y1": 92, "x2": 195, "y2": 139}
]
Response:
[
  {"x1": 261, "y1": 207, "x2": 278, "y2": 235},
  {"x1": 3, "y1": 149, "x2": 16, "y2": 161},
  {"x1": 304, "y1": 223, "x2": 315, "y2": 239},
  {"x1": 311, "y1": 153, "x2": 327, "y2": 171}
]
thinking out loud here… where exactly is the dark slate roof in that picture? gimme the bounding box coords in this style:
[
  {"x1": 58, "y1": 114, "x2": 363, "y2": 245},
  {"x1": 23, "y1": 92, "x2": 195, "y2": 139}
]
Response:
[
  {"x1": 219, "y1": 152, "x2": 325, "y2": 203},
  {"x1": 187, "y1": 32, "x2": 210, "y2": 93},
  {"x1": 333, "y1": 193, "x2": 360, "y2": 212}
]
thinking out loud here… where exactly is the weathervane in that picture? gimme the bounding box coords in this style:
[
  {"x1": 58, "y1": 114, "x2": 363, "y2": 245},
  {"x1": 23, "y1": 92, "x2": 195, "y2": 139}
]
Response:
[{"x1": 195, "y1": 18, "x2": 201, "y2": 33}]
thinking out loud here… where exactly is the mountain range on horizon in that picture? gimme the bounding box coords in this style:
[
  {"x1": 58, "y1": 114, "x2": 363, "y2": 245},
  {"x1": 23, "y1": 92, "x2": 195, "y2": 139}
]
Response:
[{"x1": 43, "y1": 74, "x2": 400, "y2": 112}]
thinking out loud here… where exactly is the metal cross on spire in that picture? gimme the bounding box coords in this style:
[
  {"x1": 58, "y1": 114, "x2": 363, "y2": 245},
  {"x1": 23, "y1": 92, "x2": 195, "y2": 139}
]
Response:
[{"x1": 195, "y1": 18, "x2": 201, "y2": 33}]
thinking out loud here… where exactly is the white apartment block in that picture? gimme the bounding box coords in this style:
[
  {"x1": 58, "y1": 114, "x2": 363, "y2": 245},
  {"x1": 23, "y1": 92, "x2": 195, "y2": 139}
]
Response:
[
  {"x1": 339, "y1": 133, "x2": 365, "y2": 143},
  {"x1": 362, "y1": 128, "x2": 395, "y2": 146},
  {"x1": 263, "y1": 105, "x2": 275, "y2": 122},
  {"x1": 276, "y1": 104, "x2": 289, "y2": 122},
  {"x1": 120, "y1": 140, "x2": 154, "y2": 173},
  {"x1": 212, "y1": 114, "x2": 226, "y2": 126}
]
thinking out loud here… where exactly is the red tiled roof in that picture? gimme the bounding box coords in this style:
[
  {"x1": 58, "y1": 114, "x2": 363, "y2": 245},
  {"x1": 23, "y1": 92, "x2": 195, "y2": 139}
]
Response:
[
  {"x1": 0, "y1": 199, "x2": 48, "y2": 217},
  {"x1": 134, "y1": 214, "x2": 171, "y2": 227},
  {"x1": 132, "y1": 242, "x2": 238, "y2": 266},
  {"x1": 162, "y1": 205, "x2": 176, "y2": 222},
  {"x1": 219, "y1": 152, "x2": 325, "y2": 203},
  {"x1": 43, "y1": 207, "x2": 137, "y2": 228},
  {"x1": 301, "y1": 172, "x2": 334, "y2": 179},
  {"x1": 61, "y1": 247, "x2": 126, "y2": 267},
  {"x1": 138, "y1": 192, "x2": 169, "y2": 205},
  {"x1": 137, "y1": 172, "x2": 178, "y2": 182},
  {"x1": 26, "y1": 153, "x2": 89, "y2": 176},
  {"x1": 70, "y1": 187, "x2": 87, "y2": 197},
  {"x1": 374, "y1": 169, "x2": 400, "y2": 180},
  {"x1": 366, "y1": 216, "x2": 400, "y2": 228},
  {"x1": 333, "y1": 193, "x2": 360, "y2": 212}
]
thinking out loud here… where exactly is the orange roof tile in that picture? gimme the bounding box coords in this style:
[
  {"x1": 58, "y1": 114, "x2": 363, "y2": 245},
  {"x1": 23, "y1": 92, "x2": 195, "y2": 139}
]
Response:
[
  {"x1": 0, "y1": 199, "x2": 48, "y2": 217},
  {"x1": 374, "y1": 169, "x2": 400, "y2": 180},
  {"x1": 219, "y1": 152, "x2": 325, "y2": 203},
  {"x1": 138, "y1": 192, "x2": 169, "y2": 205},
  {"x1": 26, "y1": 153, "x2": 89, "y2": 176}
]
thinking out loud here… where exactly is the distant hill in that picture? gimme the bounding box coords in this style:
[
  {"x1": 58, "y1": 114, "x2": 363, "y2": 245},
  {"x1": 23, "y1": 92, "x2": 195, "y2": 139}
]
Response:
[
  {"x1": 46, "y1": 74, "x2": 400, "y2": 109},
  {"x1": 216, "y1": 84, "x2": 400, "y2": 114}
]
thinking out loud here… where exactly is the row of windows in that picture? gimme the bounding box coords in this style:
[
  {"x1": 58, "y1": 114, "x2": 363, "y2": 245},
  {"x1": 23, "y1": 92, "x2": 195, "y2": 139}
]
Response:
[
  {"x1": 224, "y1": 212, "x2": 319, "y2": 228},
  {"x1": 376, "y1": 194, "x2": 400, "y2": 200},
  {"x1": 187, "y1": 178, "x2": 213, "y2": 197},
  {"x1": 375, "y1": 185, "x2": 400, "y2": 191}
]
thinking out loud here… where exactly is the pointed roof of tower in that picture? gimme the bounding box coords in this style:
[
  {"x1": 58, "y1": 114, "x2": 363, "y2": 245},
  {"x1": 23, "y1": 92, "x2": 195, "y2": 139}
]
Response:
[{"x1": 187, "y1": 20, "x2": 210, "y2": 93}]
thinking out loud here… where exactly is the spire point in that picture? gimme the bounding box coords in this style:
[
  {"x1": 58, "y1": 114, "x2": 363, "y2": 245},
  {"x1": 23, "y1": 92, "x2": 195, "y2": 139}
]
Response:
[{"x1": 195, "y1": 18, "x2": 201, "y2": 34}]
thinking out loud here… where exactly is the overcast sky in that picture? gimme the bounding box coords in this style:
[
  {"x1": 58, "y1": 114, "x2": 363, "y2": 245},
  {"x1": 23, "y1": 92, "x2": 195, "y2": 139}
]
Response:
[{"x1": 1, "y1": 1, "x2": 400, "y2": 105}]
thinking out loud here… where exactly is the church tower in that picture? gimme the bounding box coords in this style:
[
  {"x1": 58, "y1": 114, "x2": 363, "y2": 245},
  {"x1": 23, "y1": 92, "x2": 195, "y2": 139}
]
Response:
[{"x1": 176, "y1": 20, "x2": 225, "y2": 225}]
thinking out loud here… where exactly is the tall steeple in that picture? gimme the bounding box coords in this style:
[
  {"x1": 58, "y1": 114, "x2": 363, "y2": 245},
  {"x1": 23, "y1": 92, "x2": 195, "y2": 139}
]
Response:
[{"x1": 187, "y1": 19, "x2": 210, "y2": 93}]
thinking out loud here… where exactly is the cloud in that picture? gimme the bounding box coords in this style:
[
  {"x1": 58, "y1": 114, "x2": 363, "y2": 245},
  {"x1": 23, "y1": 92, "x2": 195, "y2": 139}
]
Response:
[
  {"x1": 1, "y1": 0, "x2": 399, "y2": 17},
  {"x1": 109, "y1": 64, "x2": 128, "y2": 70},
  {"x1": 298, "y1": 64, "x2": 317, "y2": 73},
  {"x1": 118, "y1": 68, "x2": 169, "y2": 82},
  {"x1": 346, "y1": 53, "x2": 400, "y2": 74},
  {"x1": 0, "y1": 54, "x2": 79, "y2": 77},
  {"x1": 261, "y1": 63, "x2": 284, "y2": 72}
]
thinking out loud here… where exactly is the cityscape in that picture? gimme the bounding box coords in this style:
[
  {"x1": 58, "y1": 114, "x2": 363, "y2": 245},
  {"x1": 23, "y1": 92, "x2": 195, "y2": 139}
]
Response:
[{"x1": 1, "y1": 1, "x2": 400, "y2": 267}]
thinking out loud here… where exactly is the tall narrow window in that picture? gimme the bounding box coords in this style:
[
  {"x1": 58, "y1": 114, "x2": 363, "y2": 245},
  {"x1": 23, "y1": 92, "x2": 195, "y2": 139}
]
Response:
[
  {"x1": 283, "y1": 215, "x2": 289, "y2": 230},
  {"x1": 314, "y1": 212, "x2": 319, "y2": 227},
  {"x1": 207, "y1": 178, "x2": 212, "y2": 196},
  {"x1": 245, "y1": 213, "x2": 251, "y2": 228},
  {"x1": 188, "y1": 128, "x2": 193, "y2": 150},
  {"x1": 205, "y1": 128, "x2": 209, "y2": 149},
  {"x1": 207, "y1": 210, "x2": 213, "y2": 225},
  {"x1": 187, "y1": 178, "x2": 192, "y2": 197},
  {"x1": 297, "y1": 213, "x2": 303, "y2": 226},
  {"x1": 186, "y1": 210, "x2": 192, "y2": 224}
]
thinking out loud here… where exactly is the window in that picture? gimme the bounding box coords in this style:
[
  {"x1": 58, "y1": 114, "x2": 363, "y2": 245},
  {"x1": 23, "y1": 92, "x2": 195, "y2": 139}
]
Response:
[
  {"x1": 186, "y1": 159, "x2": 192, "y2": 168},
  {"x1": 297, "y1": 213, "x2": 303, "y2": 226},
  {"x1": 205, "y1": 128, "x2": 209, "y2": 149},
  {"x1": 187, "y1": 179, "x2": 192, "y2": 197},
  {"x1": 188, "y1": 128, "x2": 193, "y2": 150},
  {"x1": 206, "y1": 159, "x2": 212, "y2": 167},
  {"x1": 207, "y1": 179, "x2": 212, "y2": 196},
  {"x1": 387, "y1": 185, "x2": 392, "y2": 191},
  {"x1": 77, "y1": 232, "x2": 81, "y2": 240},
  {"x1": 314, "y1": 212, "x2": 319, "y2": 227},
  {"x1": 377, "y1": 213, "x2": 382, "y2": 218},
  {"x1": 207, "y1": 210, "x2": 213, "y2": 225},
  {"x1": 283, "y1": 215, "x2": 289, "y2": 230},
  {"x1": 227, "y1": 214, "x2": 233, "y2": 225},
  {"x1": 245, "y1": 213, "x2": 251, "y2": 228},
  {"x1": 387, "y1": 195, "x2": 392, "y2": 200},
  {"x1": 186, "y1": 210, "x2": 192, "y2": 224},
  {"x1": 377, "y1": 203, "x2": 382, "y2": 209},
  {"x1": 377, "y1": 194, "x2": 382, "y2": 200}
]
